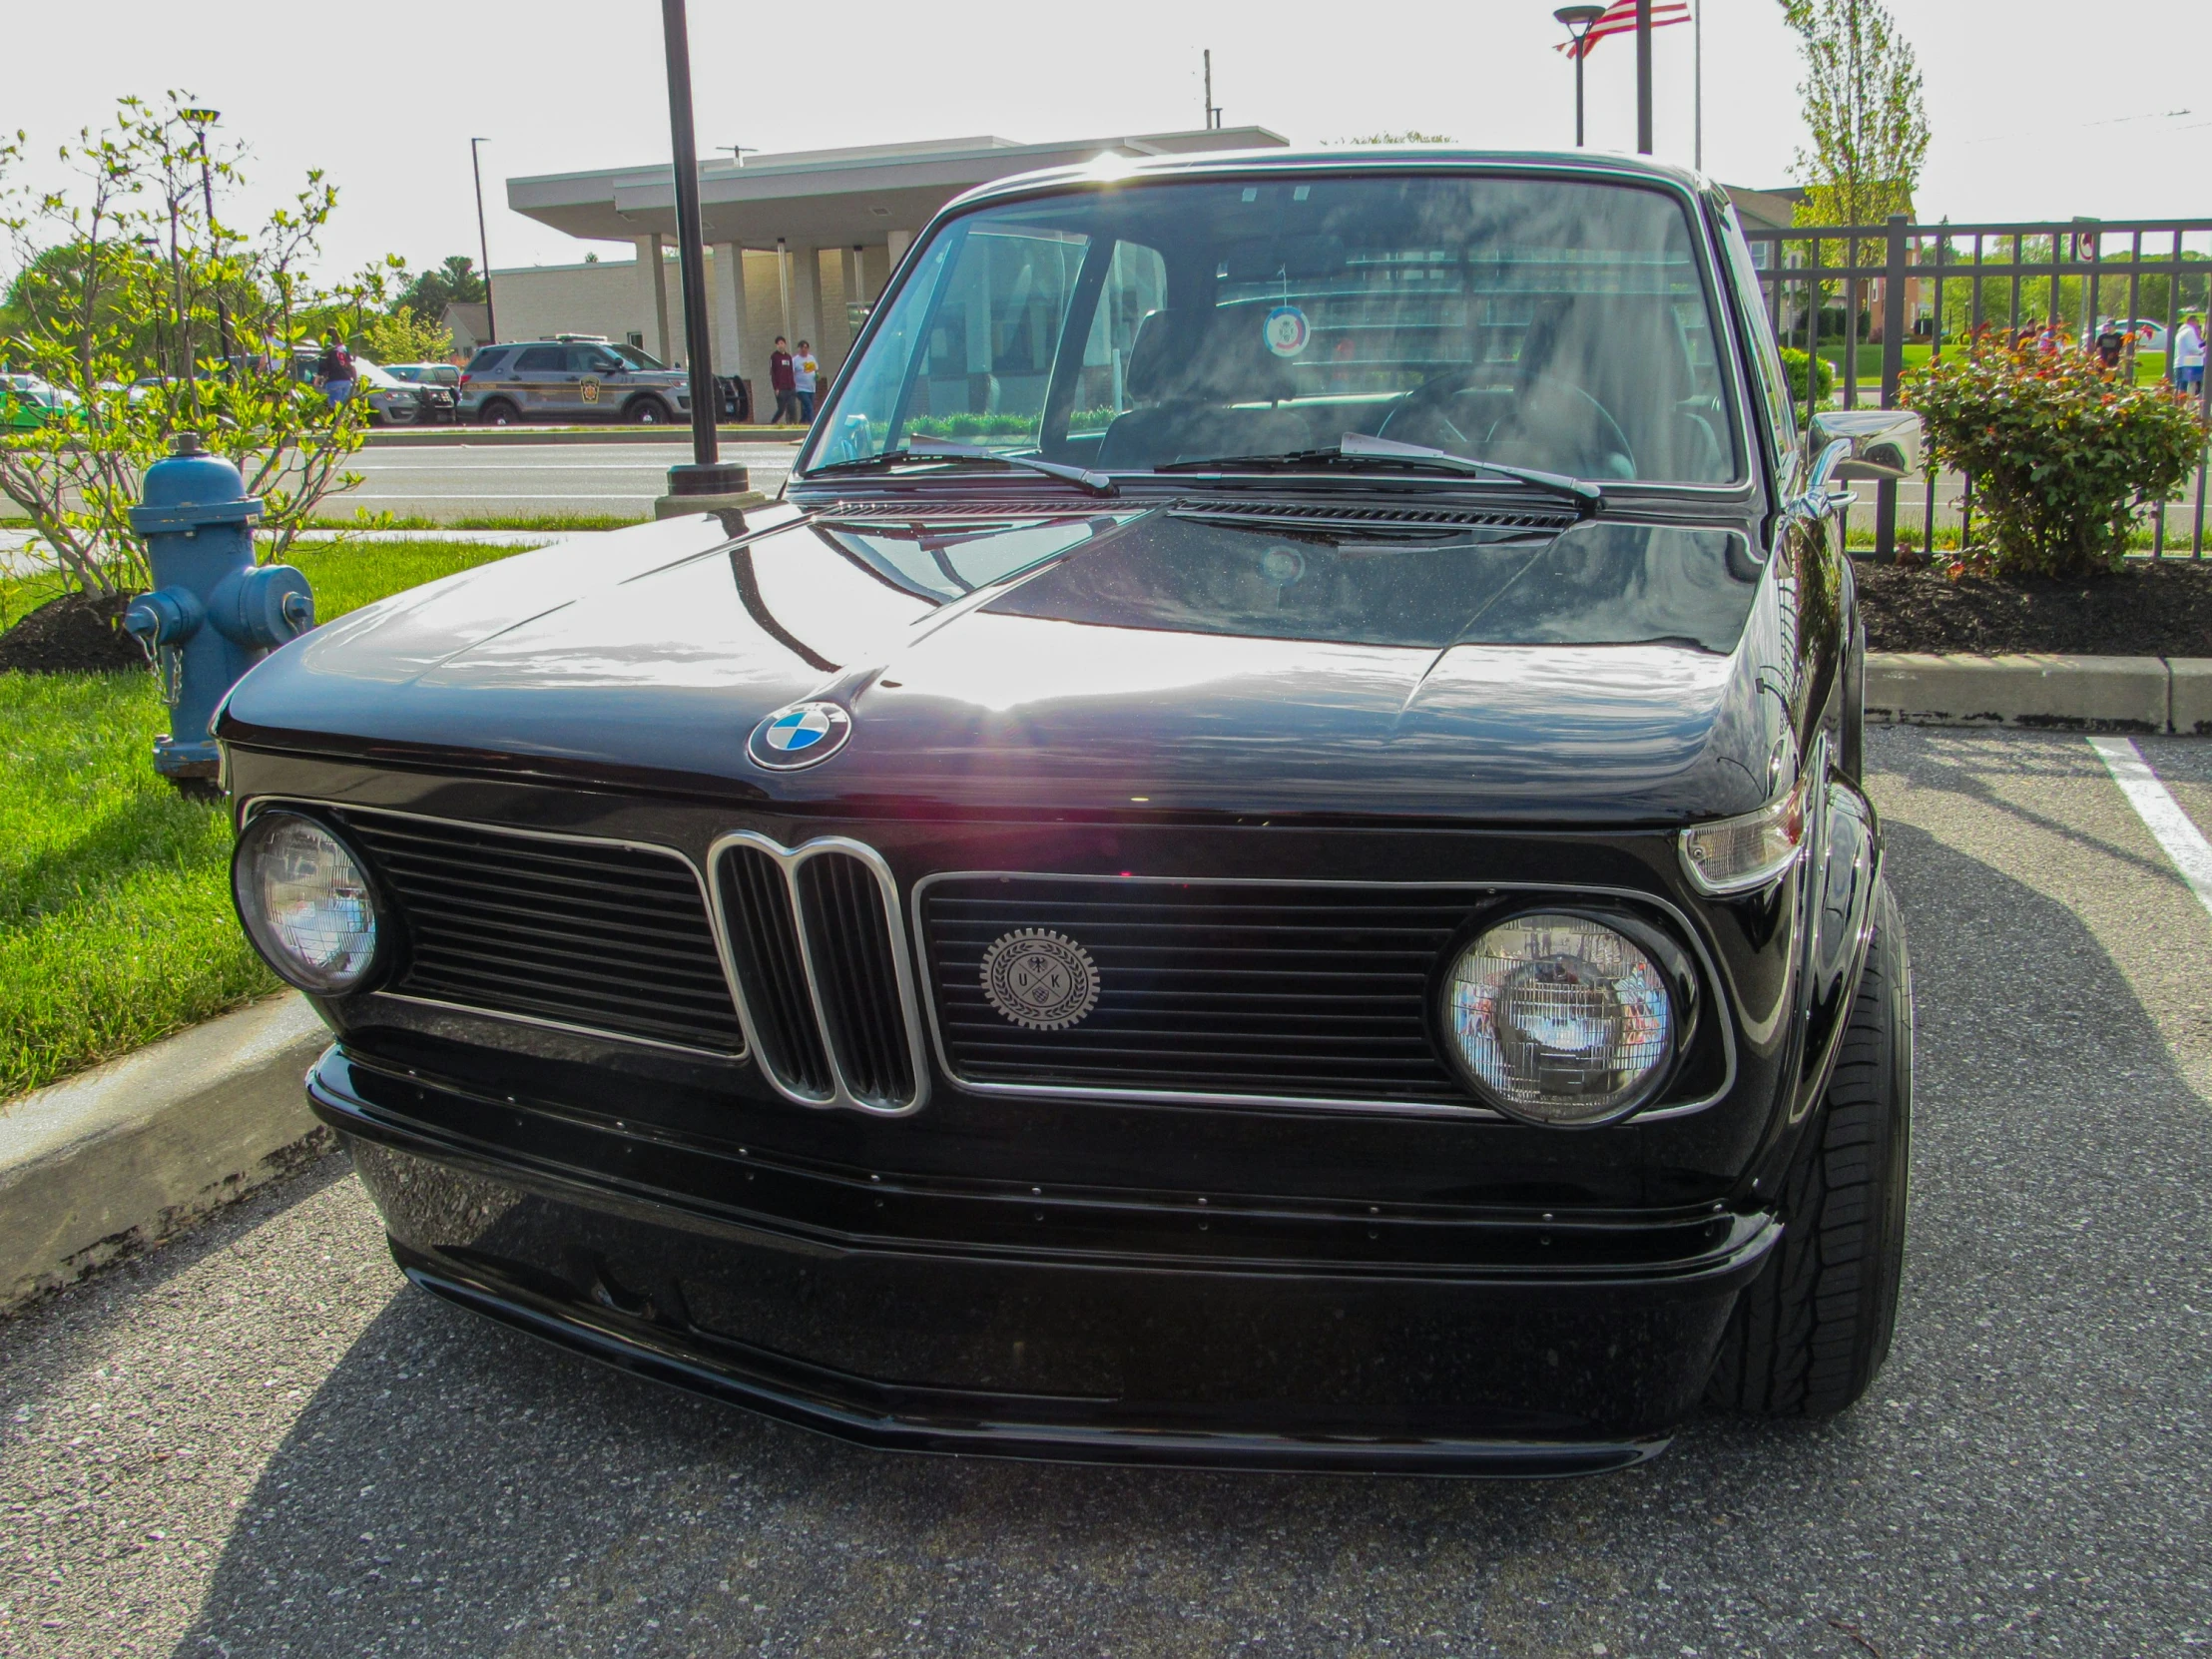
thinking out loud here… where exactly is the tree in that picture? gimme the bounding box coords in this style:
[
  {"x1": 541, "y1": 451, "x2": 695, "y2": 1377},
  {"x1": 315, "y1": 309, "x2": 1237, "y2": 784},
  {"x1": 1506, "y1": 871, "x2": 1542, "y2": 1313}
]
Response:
[
  {"x1": 0, "y1": 94, "x2": 374, "y2": 594},
  {"x1": 358, "y1": 308, "x2": 454, "y2": 365},
  {"x1": 394, "y1": 254, "x2": 485, "y2": 322},
  {"x1": 1780, "y1": 0, "x2": 1930, "y2": 228}
]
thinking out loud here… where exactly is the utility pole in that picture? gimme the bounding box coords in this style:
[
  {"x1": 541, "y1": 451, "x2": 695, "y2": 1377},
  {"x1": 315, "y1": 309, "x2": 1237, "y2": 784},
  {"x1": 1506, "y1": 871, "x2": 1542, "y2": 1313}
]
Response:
[
  {"x1": 1554, "y1": 8, "x2": 1605, "y2": 148},
  {"x1": 469, "y1": 138, "x2": 498, "y2": 344},
  {"x1": 180, "y1": 109, "x2": 231, "y2": 366},
  {"x1": 1203, "y1": 50, "x2": 1219, "y2": 130},
  {"x1": 718, "y1": 145, "x2": 759, "y2": 167},
  {"x1": 1693, "y1": 1, "x2": 1703, "y2": 171},
  {"x1": 1636, "y1": 0, "x2": 1654, "y2": 154}
]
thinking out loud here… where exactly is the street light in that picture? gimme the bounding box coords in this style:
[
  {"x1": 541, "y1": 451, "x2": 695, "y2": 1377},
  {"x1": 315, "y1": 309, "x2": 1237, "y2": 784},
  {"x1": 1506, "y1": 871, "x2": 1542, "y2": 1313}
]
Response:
[{"x1": 1553, "y1": 7, "x2": 1605, "y2": 149}]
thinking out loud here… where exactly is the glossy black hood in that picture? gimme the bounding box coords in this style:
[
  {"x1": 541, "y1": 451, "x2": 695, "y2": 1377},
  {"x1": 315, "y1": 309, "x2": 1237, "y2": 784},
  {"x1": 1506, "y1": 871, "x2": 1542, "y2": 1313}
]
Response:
[{"x1": 220, "y1": 501, "x2": 1790, "y2": 825}]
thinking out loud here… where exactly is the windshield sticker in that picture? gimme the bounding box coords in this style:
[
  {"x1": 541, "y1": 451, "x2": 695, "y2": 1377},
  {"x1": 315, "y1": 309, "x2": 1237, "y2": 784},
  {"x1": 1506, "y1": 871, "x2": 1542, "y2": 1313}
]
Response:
[{"x1": 1263, "y1": 305, "x2": 1311, "y2": 358}]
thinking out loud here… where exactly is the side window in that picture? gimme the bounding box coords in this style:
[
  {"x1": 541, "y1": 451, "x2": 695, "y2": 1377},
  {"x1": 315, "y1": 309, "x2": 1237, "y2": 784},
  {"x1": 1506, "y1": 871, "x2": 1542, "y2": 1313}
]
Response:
[
  {"x1": 905, "y1": 225, "x2": 1090, "y2": 443},
  {"x1": 466, "y1": 348, "x2": 510, "y2": 375},
  {"x1": 571, "y1": 347, "x2": 625, "y2": 373},
  {"x1": 1070, "y1": 241, "x2": 1168, "y2": 436},
  {"x1": 1719, "y1": 207, "x2": 1798, "y2": 462},
  {"x1": 513, "y1": 346, "x2": 565, "y2": 372}
]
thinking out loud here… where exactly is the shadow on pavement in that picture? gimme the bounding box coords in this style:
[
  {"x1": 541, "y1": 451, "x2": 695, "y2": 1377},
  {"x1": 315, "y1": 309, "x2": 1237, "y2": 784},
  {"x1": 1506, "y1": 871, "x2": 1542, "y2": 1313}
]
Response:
[{"x1": 165, "y1": 804, "x2": 2212, "y2": 1658}]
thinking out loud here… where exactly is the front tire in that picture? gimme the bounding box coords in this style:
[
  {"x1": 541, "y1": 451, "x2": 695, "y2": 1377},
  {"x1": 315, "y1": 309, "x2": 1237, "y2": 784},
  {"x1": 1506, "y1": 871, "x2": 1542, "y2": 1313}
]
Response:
[
  {"x1": 625, "y1": 396, "x2": 671, "y2": 424},
  {"x1": 1708, "y1": 880, "x2": 1912, "y2": 1417}
]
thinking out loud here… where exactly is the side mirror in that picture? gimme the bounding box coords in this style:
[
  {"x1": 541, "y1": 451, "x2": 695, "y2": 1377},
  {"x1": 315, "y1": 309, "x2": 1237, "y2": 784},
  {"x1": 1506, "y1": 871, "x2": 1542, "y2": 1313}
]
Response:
[{"x1": 1808, "y1": 408, "x2": 1921, "y2": 481}]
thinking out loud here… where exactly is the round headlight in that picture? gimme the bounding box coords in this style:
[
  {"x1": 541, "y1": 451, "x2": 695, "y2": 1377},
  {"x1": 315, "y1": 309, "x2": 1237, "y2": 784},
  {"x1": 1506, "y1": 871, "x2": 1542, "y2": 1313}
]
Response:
[
  {"x1": 233, "y1": 812, "x2": 382, "y2": 994},
  {"x1": 1441, "y1": 913, "x2": 1675, "y2": 1126}
]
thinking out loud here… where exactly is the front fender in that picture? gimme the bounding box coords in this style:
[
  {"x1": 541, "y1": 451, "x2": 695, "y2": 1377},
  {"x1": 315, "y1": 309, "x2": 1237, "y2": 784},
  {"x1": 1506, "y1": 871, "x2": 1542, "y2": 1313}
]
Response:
[{"x1": 1792, "y1": 777, "x2": 1882, "y2": 1125}]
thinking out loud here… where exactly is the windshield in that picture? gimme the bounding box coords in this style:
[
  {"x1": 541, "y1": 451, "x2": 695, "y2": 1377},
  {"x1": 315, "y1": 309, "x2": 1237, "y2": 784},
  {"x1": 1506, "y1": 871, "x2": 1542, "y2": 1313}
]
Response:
[{"x1": 806, "y1": 171, "x2": 1740, "y2": 486}]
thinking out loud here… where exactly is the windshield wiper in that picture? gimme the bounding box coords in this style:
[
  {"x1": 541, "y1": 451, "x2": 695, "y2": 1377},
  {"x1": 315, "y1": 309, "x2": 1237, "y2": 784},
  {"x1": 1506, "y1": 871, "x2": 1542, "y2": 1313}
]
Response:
[
  {"x1": 803, "y1": 439, "x2": 1116, "y2": 496},
  {"x1": 1153, "y1": 434, "x2": 1603, "y2": 517}
]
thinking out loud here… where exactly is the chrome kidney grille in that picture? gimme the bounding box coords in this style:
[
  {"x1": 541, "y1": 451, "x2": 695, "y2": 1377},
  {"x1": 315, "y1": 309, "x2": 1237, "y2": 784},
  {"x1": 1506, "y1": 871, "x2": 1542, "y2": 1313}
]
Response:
[
  {"x1": 331, "y1": 808, "x2": 746, "y2": 1055},
  {"x1": 710, "y1": 836, "x2": 927, "y2": 1114}
]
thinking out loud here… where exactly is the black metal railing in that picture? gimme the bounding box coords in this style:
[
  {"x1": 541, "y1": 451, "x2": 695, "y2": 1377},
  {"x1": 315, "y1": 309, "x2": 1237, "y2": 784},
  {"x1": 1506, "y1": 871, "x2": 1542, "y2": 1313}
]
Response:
[{"x1": 1738, "y1": 215, "x2": 2212, "y2": 560}]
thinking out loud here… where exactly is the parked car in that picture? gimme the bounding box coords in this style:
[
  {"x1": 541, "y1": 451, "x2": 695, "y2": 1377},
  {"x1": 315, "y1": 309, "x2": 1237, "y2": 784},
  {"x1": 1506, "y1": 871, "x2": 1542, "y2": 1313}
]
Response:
[
  {"x1": 456, "y1": 337, "x2": 694, "y2": 425},
  {"x1": 0, "y1": 372, "x2": 79, "y2": 429},
  {"x1": 382, "y1": 361, "x2": 463, "y2": 423},
  {"x1": 218, "y1": 151, "x2": 1914, "y2": 1473}
]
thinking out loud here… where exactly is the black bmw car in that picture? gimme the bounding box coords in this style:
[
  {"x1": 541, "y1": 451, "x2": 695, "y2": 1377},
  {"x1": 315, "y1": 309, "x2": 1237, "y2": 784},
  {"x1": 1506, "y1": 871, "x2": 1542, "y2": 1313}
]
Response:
[{"x1": 218, "y1": 151, "x2": 1918, "y2": 1474}]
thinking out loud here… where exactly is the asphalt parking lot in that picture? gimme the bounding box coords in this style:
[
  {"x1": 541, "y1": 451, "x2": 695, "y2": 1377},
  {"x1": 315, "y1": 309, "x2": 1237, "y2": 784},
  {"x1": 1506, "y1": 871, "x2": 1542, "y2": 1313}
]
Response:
[
  {"x1": 4, "y1": 725, "x2": 2210, "y2": 1658},
  {"x1": 347, "y1": 439, "x2": 803, "y2": 517}
]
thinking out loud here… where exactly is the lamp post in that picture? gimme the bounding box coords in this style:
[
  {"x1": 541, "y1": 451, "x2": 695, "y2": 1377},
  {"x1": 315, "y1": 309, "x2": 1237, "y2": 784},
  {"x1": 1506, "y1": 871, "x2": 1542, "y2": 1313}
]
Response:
[
  {"x1": 469, "y1": 139, "x2": 498, "y2": 345},
  {"x1": 1553, "y1": 7, "x2": 1605, "y2": 148},
  {"x1": 178, "y1": 109, "x2": 231, "y2": 366},
  {"x1": 1636, "y1": 0, "x2": 1654, "y2": 155},
  {"x1": 655, "y1": 0, "x2": 754, "y2": 514}
]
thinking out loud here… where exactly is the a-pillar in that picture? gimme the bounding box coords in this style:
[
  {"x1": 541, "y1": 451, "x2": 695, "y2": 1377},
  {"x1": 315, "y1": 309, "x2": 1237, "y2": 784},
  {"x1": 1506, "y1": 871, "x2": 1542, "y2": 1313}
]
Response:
[
  {"x1": 712, "y1": 242, "x2": 750, "y2": 399},
  {"x1": 633, "y1": 235, "x2": 671, "y2": 364}
]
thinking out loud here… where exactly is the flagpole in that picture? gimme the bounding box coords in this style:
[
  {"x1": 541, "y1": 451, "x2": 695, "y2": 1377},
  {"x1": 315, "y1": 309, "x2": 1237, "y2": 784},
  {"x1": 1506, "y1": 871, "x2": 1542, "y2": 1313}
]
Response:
[
  {"x1": 1694, "y1": 2, "x2": 1703, "y2": 171},
  {"x1": 1636, "y1": 0, "x2": 1654, "y2": 155}
]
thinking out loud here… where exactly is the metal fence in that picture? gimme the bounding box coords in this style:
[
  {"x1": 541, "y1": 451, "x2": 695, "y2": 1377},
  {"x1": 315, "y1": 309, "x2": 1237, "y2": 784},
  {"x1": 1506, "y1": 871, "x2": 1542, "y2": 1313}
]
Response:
[{"x1": 1737, "y1": 216, "x2": 2212, "y2": 560}]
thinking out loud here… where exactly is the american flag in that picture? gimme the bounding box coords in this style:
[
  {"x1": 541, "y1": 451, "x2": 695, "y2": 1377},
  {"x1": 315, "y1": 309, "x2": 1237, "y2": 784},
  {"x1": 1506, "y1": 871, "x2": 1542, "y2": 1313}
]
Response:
[{"x1": 1557, "y1": 1, "x2": 1692, "y2": 59}]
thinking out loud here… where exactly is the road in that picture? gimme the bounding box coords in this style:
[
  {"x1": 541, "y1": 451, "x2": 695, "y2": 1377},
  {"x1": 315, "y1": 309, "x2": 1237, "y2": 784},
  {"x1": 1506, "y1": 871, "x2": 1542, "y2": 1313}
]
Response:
[
  {"x1": 344, "y1": 439, "x2": 804, "y2": 518},
  {"x1": 5, "y1": 726, "x2": 2212, "y2": 1657}
]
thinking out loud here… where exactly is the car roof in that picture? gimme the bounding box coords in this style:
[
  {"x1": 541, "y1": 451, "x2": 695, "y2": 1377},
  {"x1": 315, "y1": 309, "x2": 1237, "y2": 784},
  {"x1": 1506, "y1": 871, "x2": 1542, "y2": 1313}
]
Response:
[{"x1": 941, "y1": 146, "x2": 1713, "y2": 218}]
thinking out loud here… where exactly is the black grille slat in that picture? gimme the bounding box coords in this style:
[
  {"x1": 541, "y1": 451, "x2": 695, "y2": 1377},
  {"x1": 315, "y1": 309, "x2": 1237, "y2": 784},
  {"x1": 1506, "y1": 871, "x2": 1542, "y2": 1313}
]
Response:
[
  {"x1": 717, "y1": 846, "x2": 833, "y2": 1096},
  {"x1": 333, "y1": 810, "x2": 744, "y2": 1054},
  {"x1": 922, "y1": 877, "x2": 1494, "y2": 1105},
  {"x1": 798, "y1": 853, "x2": 915, "y2": 1108}
]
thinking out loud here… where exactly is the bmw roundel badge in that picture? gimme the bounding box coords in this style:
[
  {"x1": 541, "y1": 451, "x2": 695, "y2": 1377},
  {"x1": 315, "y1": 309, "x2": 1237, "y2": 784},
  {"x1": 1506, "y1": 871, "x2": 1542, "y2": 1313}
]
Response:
[{"x1": 748, "y1": 700, "x2": 853, "y2": 770}]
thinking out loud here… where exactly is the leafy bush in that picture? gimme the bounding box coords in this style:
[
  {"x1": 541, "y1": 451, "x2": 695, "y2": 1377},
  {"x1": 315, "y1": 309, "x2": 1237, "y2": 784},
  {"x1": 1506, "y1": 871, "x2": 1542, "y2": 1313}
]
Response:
[
  {"x1": 1781, "y1": 347, "x2": 1835, "y2": 408},
  {"x1": 904, "y1": 412, "x2": 1038, "y2": 441},
  {"x1": 1904, "y1": 334, "x2": 2209, "y2": 578}
]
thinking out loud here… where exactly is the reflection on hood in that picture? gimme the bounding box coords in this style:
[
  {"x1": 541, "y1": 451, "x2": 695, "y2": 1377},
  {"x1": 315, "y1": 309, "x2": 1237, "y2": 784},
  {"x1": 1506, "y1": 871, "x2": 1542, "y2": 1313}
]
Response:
[{"x1": 981, "y1": 516, "x2": 1762, "y2": 654}]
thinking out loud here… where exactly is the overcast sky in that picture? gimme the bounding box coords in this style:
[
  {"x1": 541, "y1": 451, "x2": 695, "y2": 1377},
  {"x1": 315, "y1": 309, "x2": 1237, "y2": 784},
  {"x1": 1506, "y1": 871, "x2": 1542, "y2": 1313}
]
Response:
[{"x1": 6, "y1": 0, "x2": 2209, "y2": 281}]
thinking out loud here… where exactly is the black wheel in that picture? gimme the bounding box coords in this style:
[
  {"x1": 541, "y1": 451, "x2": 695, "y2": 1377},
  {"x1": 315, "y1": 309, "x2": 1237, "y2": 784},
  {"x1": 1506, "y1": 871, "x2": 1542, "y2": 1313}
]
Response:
[
  {"x1": 478, "y1": 397, "x2": 519, "y2": 426},
  {"x1": 1708, "y1": 879, "x2": 1912, "y2": 1417},
  {"x1": 625, "y1": 396, "x2": 671, "y2": 424}
]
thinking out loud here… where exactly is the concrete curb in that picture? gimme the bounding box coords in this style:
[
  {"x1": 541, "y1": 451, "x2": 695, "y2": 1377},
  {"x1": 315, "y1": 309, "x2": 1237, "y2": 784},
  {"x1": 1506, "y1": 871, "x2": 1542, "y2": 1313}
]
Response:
[
  {"x1": 0, "y1": 995, "x2": 331, "y2": 1315},
  {"x1": 1867, "y1": 653, "x2": 2212, "y2": 734},
  {"x1": 364, "y1": 425, "x2": 804, "y2": 448}
]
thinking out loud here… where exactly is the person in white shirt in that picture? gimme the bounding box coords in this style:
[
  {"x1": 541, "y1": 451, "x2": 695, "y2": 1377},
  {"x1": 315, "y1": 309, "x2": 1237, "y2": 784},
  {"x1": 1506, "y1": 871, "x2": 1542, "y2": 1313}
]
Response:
[
  {"x1": 2175, "y1": 314, "x2": 2205, "y2": 394},
  {"x1": 792, "y1": 340, "x2": 821, "y2": 422}
]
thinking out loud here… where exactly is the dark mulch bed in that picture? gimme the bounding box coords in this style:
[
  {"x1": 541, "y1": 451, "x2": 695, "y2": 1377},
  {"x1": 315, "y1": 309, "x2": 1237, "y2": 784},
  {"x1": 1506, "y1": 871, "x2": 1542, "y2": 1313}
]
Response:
[
  {"x1": 0, "y1": 589, "x2": 149, "y2": 675},
  {"x1": 1857, "y1": 558, "x2": 2212, "y2": 657}
]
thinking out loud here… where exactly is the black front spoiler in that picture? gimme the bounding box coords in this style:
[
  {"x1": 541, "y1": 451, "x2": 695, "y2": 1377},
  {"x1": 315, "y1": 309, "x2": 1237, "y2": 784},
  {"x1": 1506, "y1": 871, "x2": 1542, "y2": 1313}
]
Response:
[{"x1": 398, "y1": 1242, "x2": 1664, "y2": 1476}]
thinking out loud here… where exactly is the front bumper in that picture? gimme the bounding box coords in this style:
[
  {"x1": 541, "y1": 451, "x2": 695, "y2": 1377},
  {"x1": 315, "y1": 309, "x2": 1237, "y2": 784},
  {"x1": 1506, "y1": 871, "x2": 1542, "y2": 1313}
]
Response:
[{"x1": 313, "y1": 1047, "x2": 1777, "y2": 1475}]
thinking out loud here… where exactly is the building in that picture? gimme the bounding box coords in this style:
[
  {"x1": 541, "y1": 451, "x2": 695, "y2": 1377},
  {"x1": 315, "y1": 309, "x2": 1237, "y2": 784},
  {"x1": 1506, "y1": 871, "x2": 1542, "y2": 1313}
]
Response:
[{"x1": 493, "y1": 127, "x2": 1287, "y2": 389}]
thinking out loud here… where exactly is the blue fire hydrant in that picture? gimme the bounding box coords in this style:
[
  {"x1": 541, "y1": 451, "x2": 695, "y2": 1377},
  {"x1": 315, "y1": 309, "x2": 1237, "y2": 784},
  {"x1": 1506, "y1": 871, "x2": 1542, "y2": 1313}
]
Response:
[{"x1": 123, "y1": 431, "x2": 314, "y2": 792}]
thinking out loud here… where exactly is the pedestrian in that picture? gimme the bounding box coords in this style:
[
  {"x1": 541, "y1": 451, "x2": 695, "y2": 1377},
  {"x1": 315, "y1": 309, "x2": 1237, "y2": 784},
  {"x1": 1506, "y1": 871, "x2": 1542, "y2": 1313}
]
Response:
[
  {"x1": 2094, "y1": 318, "x2": 2126, "y2": 371},
  {"x1": 768, "y1": 335, "x2": 797, "y2": 424},
  {"x1": 792, "y1": 340, "x2": 820, "y2": 423},
  {"x1": 315, "y1": 335, "x2": 356, "y2": 405},
  {"x1": 2175, "y1": 313, "x2": 2206, "y2": 396}
]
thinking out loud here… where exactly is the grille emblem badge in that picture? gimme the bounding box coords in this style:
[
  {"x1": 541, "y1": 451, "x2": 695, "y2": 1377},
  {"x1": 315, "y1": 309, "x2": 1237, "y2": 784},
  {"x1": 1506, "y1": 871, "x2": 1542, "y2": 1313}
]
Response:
[
  {"x1": 980, "y1": 929, "x2": 1100, "y2": 1031},
  {"x1": 749, "y1": 700, "x2": 852, "y2": 770}
]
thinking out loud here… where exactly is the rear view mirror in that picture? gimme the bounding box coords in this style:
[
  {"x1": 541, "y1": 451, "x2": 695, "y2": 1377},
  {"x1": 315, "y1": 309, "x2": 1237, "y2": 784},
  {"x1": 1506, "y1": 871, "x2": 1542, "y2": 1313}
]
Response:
[
  {"x1": 1810, "y1": 408, "x2": 1920, "y2": 481},
  {"x1": 1223, "y1": 235, "x2": 1349, "y2": 283}
]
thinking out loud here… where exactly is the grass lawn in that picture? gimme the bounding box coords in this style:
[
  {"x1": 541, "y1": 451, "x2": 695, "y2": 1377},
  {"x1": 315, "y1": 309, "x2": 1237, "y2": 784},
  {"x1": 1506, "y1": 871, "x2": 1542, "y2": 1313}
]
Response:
[{"x1": 1, "y1": 538, "x2": 533, "y2": 1101}]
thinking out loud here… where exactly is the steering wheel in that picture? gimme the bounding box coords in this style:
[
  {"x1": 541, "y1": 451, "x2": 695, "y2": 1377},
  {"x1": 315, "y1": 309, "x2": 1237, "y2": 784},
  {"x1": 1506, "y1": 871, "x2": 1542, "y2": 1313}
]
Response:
[{"x1": 1376, "y1": 370, "x2": 1637, "y2": 479}]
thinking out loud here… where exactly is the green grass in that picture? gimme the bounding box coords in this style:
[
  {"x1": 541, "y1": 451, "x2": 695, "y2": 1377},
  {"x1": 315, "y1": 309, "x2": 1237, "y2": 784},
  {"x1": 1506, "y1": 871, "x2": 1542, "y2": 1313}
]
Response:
[
  {"x1": 300, "y1": 511, "x2": 647, "y2": 532},
  {"x1": 0, "y1": 538, "x2": 532, "y2": 1101}
]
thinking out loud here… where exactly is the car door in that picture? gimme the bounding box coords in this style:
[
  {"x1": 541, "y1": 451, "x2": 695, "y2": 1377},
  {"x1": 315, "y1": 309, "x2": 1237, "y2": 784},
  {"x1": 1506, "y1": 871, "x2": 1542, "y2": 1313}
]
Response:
[
  {"x1": 570, "y1": 345, "x2": 629, "y2": 416},
  {"x1": 509, "y1": 345, "x2": 572, "y2": 416}
]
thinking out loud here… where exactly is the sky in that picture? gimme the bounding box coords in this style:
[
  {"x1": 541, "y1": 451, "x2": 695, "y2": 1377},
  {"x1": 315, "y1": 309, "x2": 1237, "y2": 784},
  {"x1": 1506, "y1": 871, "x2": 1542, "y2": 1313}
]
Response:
[{"x1": 5, "y1": 0, "x2": 2209, "y2": 283}]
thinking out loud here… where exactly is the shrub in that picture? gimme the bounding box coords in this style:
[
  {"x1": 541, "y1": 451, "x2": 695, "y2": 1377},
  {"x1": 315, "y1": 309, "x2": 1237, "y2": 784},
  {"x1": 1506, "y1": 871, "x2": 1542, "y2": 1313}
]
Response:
[
  {"x1": 1904, "y1": 332, "x2": 2209, "y2": 578},
  {"x1": 1781, "y1": 347, "x2": 1835, "y2": 408}
]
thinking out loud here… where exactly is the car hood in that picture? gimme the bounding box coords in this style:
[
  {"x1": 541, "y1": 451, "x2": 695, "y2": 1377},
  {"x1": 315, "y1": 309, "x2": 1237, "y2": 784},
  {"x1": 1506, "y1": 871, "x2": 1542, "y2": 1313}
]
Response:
[{"x1": 221, "y1": 501, "x2": 1792, "y2": 825}]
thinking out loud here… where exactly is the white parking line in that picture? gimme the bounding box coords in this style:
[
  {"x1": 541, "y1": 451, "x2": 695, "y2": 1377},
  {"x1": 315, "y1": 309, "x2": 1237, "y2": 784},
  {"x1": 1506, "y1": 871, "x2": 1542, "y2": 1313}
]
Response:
[{"x1": 2089, "y1": 735, "x2": 2212, "y2": 921}]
